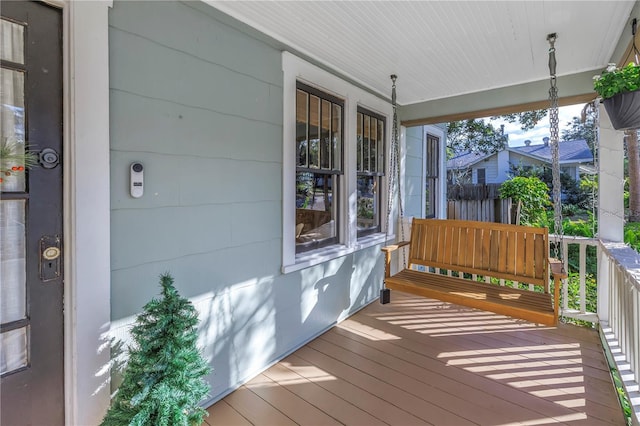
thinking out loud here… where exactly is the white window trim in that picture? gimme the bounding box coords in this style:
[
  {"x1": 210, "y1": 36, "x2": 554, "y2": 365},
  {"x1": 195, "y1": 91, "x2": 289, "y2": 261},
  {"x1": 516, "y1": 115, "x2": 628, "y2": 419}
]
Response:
[
  {"x1": 282, "y1": 52, "x2": 392, "y2": 273},
  {"x1": 421, "y1": 125, "x2": 447, "y2": 219}
]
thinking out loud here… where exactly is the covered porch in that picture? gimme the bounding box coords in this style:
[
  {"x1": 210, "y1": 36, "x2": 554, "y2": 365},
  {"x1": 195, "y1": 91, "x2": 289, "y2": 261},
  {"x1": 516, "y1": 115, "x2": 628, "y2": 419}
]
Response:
[
  {"x1": 207, "y1": 291, "x2": 625, "y2": 425},
  {"x1": 48, "y1": 1, "x2": 640, "y2": 424}
]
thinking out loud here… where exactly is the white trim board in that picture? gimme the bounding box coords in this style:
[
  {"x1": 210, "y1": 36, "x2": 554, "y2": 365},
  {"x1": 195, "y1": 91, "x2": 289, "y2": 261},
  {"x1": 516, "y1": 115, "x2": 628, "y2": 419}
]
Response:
[{"x1": 62, "y1": 1, "x2": 112, "y2": 424}]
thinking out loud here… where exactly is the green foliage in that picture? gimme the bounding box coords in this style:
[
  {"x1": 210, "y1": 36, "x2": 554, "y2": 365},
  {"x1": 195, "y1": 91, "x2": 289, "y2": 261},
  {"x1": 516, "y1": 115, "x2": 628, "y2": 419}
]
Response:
[
  {"x1": 446, "y1": 119, "x2": 508, "y2": 155},
  {"x1": 593, "y1": 62, "x2": 640, "y2": 99},
  {"x1": 0, "y1": 138, "x2": 38, "y2": 184},
  {"x1": 561, "y1": 203, "x2": 580, "y2": 217},
  {"x1": 499, "y1": 176, "x2": 550, "y2": 226},
  {"x1": 493, "y1": 110, "x2": 548, "y2": 131},
  {"x1": 564, "y1": 272, "x2": 597, "y2": 313},
  {"x1": 563, "y1": 217, "x2": 595, "y2": 238},
  {"x1": 625, "y1": 222, "x2": 640, "y2": 253},
  {"x1": 509, "y1": 164, "x2": 593, "y2": 210},
  {"x1": 447, "y1": 110, "x2": 547, "y2": 157},
  {"x1": 561, "y1": 107, "x2": 597, "y2": 155},
  {"x1": 101, "y1": 274, "x2": 210, "y2": 426}
]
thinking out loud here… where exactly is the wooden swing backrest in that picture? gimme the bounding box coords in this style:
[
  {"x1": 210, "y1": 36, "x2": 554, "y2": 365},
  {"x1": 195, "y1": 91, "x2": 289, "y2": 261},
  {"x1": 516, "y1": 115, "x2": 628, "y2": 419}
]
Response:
[{"x1": 408, "y1": 219, "x2": 550, "y2": 288}]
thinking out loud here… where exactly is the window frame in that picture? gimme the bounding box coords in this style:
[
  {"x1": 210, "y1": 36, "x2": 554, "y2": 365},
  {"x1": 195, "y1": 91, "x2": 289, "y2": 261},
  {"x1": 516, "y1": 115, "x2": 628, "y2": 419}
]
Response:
[
  {"x1": 476, "y1": 168, "x2": 486, "y2": 184},
  {"x1": 295, "y1": 82, "x2": 344, "y2": 253},
  {"x1": 282, "y1": 52, "x2": 393, "y2": 273},
  {"x1": 424, "y1": 133, "x2": 439, "y2": 219},
  {"x1": 356, "y1": 106, "x2": 385, "y2": 237}
]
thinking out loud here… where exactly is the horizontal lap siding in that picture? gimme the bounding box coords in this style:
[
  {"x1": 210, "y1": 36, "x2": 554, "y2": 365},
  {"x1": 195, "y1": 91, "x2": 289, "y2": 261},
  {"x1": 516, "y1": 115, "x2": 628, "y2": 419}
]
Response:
[{"x1": 109, "y1": 0, "x2": 383, "y2": 405}]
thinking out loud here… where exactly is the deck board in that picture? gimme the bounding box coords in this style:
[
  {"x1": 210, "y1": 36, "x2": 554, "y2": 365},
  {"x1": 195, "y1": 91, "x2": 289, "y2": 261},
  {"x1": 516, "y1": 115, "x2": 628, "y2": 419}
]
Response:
[{"x1": 207, "y1": 291, "x2": 626, "y2": 425}]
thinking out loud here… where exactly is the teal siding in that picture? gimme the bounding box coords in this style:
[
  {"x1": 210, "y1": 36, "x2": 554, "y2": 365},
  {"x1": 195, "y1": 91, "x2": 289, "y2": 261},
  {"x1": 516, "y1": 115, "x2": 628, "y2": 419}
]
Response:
[
  {"x1": 405, "y1": 126, "x2": 424, "y2": 217},
  {"x1": 109, "y1": 0, "x2": 382, "y2": 403}
]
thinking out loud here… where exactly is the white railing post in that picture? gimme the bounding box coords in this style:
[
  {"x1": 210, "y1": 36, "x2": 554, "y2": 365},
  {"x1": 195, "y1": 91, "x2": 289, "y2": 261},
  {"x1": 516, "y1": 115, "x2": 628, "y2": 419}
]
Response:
[{"x1": 598, "y1": 244, "x2": 610, "y2": 322}]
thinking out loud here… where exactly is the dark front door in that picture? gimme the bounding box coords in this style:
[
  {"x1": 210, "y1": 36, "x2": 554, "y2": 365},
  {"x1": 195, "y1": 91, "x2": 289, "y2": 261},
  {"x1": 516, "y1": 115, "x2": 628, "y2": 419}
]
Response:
[{"x1": 1, "y1": 1, "x2": 64, "y2": 424}]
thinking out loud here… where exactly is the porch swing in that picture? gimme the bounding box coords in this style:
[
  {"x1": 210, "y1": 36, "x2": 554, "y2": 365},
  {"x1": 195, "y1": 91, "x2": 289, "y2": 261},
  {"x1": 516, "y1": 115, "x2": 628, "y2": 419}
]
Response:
[{"x1": 380, "y1": 35, "x2": 567, "y2": 326}]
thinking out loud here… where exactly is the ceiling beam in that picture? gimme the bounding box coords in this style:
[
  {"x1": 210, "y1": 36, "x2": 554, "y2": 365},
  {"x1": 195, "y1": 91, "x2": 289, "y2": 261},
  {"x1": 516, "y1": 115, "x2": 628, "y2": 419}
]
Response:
[{"x1": 399, "y1": 70, "x2": 597, "y2": 127}]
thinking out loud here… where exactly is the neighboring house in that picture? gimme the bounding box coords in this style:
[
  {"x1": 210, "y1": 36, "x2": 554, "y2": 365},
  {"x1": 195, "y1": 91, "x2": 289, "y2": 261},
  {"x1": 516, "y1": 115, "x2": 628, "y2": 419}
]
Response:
[
  {"x1": 447, "y1": 138, "x2": 594, "y2": 185},
  {"x1": 0, "y1": 1, "x2": 635, "y2": 425}
]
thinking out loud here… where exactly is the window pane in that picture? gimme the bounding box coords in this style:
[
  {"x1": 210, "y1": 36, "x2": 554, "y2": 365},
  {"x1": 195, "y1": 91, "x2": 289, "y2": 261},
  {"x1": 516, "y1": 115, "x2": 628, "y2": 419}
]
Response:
[
  {"x1": 295, "y1": 172, "x2": 336, "y2": 248},
  {"x1": 1, "y1": 200, "x2": 26, "y2": 323},
  {"x1": 332, "y1": 105, "x2": 341, "y2": 171},
  {"x1": 0, "y1": 327, "x2": 28, "y2": 375},
  {"x1": 357, "y1": 175, "x2": 380, "y2": 231},
  {"x1": 370, "y1": 119, "x2": 377, "y2": 172},
  {"x1": 1, "y1": 67, "x2": 26, "y2": 192},
  {"x1": 1, "y1": 19, "x2": 25, "y2": 64},
  {"x1": 363, "y1": 115, "x2": 370, "y2": 172},
  {"x1": 356, "y1": 112, "x2": 363, "y2": 172},
  {"x1": 321, "y1": 100, "x2": 331, "y2": 169},
  {"x1": 477, "y1": 168, "x2": 486, "y2": 184},
  {"x1": 308, "y1": 95, "x2": 320, "y2": 168},
  {"x1": 425, "y1": 134, "x2": 439, "y2": 218},
  {"x1": 296, "y1": 89, "x2": 308, "y2": 168},
  {"x1": 294, "y1": 84, "x2": 343, "y2": 253},
  {"x1": 377, "y1": 119, "x2": 385, "y2": 173},
  {"x1": 426, "y1": 134, "x2": 439, "y2": 178},
  {"x1": 426, "y1": 178, "x2": 436, "y2": 218}
]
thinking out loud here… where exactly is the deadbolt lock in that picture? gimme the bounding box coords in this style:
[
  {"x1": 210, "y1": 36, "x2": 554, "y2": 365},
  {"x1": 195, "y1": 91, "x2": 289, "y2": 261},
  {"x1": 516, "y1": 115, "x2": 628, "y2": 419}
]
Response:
[{"x1": 39, "y1": 148, "x2": 60, "y2": 169}]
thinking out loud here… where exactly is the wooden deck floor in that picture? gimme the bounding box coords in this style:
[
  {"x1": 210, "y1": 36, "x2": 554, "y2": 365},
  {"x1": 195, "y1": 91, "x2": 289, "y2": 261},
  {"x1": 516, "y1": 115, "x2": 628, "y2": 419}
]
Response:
[{"x1": 205, "y1": 291, "x2": 625, "y2": 426}]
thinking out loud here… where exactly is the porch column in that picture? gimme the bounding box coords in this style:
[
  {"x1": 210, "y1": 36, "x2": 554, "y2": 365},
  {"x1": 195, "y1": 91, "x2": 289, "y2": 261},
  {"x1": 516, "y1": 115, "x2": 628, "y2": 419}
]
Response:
[
  {"x1": 598, "y1": 102, "x2": 625, "y2": 242},
  {"x1": 597, "y1": 102, "x2": 625, "y2": 322}
]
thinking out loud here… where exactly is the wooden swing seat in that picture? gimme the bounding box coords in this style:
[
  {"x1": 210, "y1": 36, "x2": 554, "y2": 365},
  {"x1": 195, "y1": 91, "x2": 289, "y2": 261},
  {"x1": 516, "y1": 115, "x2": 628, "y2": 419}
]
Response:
[{"x1": 382, "y1": 219, "x2": 567, "y2": 326}]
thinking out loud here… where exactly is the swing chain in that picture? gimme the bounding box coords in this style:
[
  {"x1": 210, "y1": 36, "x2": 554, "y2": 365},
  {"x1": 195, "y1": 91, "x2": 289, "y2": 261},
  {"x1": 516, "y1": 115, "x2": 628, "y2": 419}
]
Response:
[
  {"x1": 548, "y1": 33, "x2": 564, "y2": 261},
  {"x1": 385, "y1": 75, "x2": 406, "y2": 266}
]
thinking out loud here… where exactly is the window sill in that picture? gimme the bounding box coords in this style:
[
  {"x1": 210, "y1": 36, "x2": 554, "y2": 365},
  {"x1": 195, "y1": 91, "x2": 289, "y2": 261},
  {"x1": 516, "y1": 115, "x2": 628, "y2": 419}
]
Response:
[{"x1": 282, "y1": 233, "x2": 394, "y2": 274}]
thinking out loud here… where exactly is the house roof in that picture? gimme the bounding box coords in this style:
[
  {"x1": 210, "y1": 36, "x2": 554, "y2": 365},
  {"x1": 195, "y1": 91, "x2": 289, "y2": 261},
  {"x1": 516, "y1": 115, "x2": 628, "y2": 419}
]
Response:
[
  {"x1": 447, "y1": 151, "x2": 493, "y2": 170},
  {"x1": 447, "y1": 139, "x2": 594, "y2": 170},
  {"x1": 510, "y1": 139, "x2": 594, "y2": 164},
  {"x1": 205, "y1": 1, "x2": 637, "y2": 108}
]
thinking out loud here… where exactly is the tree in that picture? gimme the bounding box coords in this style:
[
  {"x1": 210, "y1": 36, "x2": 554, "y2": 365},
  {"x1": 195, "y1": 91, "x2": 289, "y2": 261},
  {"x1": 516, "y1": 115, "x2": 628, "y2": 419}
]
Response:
[
  {"x1": 101, "y1": 273, "x2": 210, "y2": 426},
  {"x1": 447, "y1": 110, "x2": 547, "y2": 156},
  {"x1": 626, "y1": 129, "x2": 640, "y2": 222},
  {"x1": 561, "y1": 105, "x2": 597, "y2": 154},
  {"x1": 446, "y1": 119, "x2": 508, "y2": 156},
  {"x1": 494, "y1": 110, "x2": 548, "y2": 131},
  {"x1": 499, "y1": 176, "x2": 551, "y2": 227}
]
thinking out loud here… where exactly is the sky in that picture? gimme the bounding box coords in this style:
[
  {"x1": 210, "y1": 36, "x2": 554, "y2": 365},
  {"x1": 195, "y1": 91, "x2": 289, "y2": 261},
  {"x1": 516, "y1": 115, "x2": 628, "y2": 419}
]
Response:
[{"x1": 490, "y1": 103, "x2": 586, "y2": 147}]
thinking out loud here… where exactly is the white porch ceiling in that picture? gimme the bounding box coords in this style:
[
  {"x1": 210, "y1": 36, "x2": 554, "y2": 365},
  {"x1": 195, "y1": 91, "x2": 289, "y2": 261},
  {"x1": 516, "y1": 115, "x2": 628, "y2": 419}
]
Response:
[{"x1": 206, "y1": 1, "x2": 635, "y2": 106}]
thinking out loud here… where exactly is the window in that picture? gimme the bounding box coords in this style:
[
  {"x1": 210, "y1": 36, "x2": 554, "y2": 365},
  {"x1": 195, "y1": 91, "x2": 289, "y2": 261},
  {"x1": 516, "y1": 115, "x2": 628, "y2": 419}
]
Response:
[
  {"x1": 282, "y1": 53, "x2": 394, "y2": 272},
  {"x1": 476, "y1": 168, "x2": 486, "y2": 184},
  {"x1": 295, "y1": 82, "x2": 343, "y2": 253},
  {"x1": 425, "y1": 134, "x2": 439, "y2": 218},
  {"x1": 356, "y1": 107, "x2": 385, "y2": 237}
]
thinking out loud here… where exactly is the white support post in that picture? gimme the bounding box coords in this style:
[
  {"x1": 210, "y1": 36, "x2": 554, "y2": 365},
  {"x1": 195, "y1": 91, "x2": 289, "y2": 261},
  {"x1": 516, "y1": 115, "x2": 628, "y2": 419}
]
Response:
[
  {"x1": 598, "y1": 102, "x2": 625, "y2": 242},
  {"x1": 597, "y1": 102, "x2": 625, "y2": 324}
]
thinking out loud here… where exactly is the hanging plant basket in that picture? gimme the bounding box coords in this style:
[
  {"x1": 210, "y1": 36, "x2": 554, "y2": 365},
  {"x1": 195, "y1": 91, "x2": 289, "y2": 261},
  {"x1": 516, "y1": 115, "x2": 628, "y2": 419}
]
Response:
[{"x1": 603, "y1": 89, "x2": 640, "y2": 131}]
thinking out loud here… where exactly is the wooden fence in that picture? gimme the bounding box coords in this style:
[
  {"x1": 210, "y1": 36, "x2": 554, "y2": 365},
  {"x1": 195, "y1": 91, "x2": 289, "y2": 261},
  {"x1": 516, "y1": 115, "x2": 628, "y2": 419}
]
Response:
[{"x1": 446, "y1": 184, "x2": 512, "y2": 223}]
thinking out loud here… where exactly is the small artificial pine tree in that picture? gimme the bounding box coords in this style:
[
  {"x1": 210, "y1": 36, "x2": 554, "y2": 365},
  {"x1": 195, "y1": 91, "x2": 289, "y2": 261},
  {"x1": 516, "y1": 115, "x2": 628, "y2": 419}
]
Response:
[{"x1": 101, "y1": 273, "x2": 211, "y2": 426}]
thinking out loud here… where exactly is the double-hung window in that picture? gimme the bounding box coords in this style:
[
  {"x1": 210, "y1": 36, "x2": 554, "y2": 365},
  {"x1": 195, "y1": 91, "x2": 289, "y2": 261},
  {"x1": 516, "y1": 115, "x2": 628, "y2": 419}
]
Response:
[
  {"x1": 295, "y1": 82, "x2": 343, "y2": 253},
  {"x1": 425, "y1": 133, "x2": 439, "y2": 218},
  {"x1": 356, "y1": 107, "x2": 385, "y2": 236}
]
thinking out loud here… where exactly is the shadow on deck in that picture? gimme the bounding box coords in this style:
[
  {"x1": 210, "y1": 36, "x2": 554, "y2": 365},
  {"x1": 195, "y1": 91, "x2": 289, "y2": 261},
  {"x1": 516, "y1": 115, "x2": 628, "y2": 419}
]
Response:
[{"x1": 206, "y1": 291, "x2": 624, "y2": 426}]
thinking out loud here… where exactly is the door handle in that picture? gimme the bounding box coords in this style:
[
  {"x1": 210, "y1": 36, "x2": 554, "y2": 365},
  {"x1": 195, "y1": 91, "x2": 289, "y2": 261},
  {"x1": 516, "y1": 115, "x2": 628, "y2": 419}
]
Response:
[{"x1": 39, "y1": 235, "x2": 62, "y2": 282}]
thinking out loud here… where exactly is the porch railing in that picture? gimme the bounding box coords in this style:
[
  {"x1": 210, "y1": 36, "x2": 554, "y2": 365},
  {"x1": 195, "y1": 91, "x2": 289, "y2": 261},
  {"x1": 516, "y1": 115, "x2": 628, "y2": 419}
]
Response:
[
  {"x1": 549, "y1": 234, "x2": 599, "y2": 323},
  {"x1": 598, "y1": 241, "x2": 640, "y2": 424}
]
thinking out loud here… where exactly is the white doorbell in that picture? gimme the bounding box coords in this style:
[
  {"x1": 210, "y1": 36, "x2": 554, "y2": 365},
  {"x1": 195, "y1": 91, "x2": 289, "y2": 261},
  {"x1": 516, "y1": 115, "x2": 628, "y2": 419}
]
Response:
[{"x1": 130, "y1": 162, "x2": 144, "y2": 198}]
